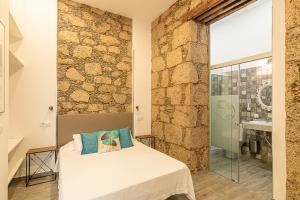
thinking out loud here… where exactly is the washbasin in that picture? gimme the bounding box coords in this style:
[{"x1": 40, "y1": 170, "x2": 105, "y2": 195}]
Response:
[{"x1": 242, "y1": 120, "x2": 272, "y2": 132}]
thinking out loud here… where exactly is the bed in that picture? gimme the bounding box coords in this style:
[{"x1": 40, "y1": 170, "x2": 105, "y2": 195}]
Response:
[{"x1": 56, "y1": 112, "x2": 195, "y2": 200}]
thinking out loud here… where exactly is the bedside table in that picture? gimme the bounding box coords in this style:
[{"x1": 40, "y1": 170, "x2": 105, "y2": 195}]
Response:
[
  {"x1": 135, "y1": 135, "x2": 155, "y2": 148},
  {"x1": 26, "y1": 146, "x2": 57, "y2": 187}
]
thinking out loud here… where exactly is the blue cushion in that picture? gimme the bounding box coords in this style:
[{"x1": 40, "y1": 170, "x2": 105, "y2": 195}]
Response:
[
  {"x1": 119, "y1": 128, "x2": 134, "y2": 149},
  {"x1": 80, "y1": 130, "x2": 101, "y2": 155}
]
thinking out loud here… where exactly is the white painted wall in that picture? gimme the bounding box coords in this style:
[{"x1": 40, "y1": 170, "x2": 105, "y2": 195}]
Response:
[
  {"x1": 210, "y1": 0, "x2": 272, "y2": 65},
  {"x1": 272, "y1": 0, "x2": 286, "y2": 199},
  {"x1": 0, "y1": 0, "x2": 9, "y2": 198},
  {"x1": 9, "y1": 0, "x2": 57, "y2": 176},
  {"x1": 132, "y1": 19, "x2": 152, "y2": 136}
]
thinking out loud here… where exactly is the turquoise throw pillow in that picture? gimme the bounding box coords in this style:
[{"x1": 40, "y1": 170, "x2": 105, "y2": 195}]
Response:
[
  {"x1": 81, "y1": 130, "x2": 101, "y2": 155},
  {"x1": 119, "y1": 128, "x2": 134, "y2": 149}
]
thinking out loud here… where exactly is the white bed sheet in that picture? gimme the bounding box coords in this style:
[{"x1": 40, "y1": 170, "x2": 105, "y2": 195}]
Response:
[{"x1": 58, "y1": 141, "x2": 195, "y2": 200}]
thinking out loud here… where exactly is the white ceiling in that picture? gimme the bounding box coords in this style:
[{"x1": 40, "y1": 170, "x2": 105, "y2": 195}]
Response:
[{"x1": 73, "y1": 0, "x2": 177, "y2": 22}]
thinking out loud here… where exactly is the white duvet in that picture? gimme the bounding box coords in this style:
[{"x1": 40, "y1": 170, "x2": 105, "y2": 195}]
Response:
[{"x1": 58, "y1": 141, "x2": 195, "y2": 200}]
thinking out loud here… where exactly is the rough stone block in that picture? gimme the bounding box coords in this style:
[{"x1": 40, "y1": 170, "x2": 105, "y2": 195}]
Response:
[
  {"x1": 81, "y1": 82, "x2": 95, "y2": 92},
  {"x1": 63, "y1": 14, "x2": 87, "y2": 27},
  {"x1": 186, "y1": 43, "x2": 208, "y2": 64},
  {"x1": 167, "y1": 48, "x2": 182, "y2": 68},
  {"x1": 58, "y1": 2, "x2": 69, "y2": 12},
  {"x1": 117, "y1": 62, "x2": 131, "y2": 71},
  {"x1": 185, "y1": 83, "x2": 209, "y2": 105},
  {"x1": 286, "y1": 0, "x2": 300, "y2": 30},
  {"x1": 152, "y1": 72, "x2": 159, "y2": 89},
  {"x1": 119, "y1": 31, "x2": 131, "y2": 40},
  {"x1": 152, "y1": 23, "x2": 165, "y2": 41},
  {"x1": 94, "y1": 76, "x2": 112, "y2": 84},
  {"x1": 58, "y1": 44, "x2": 70, "y2": 55},
  {"x1": 73, "y1": 45, "x2": 92, "y2": 58},
  {"x1": 88, "y1": 104, "x2": 104, "y2": 112},
  {"x1": 58, "y1": 81, "x2": 70, "y2": 92},
  {"x1": 100, "y1": 35, "x2": 120, "y2": 45},
  {"x1": 126, "y1": 72, "x2": 132, "y2": 88},
  {"x1": 165, "y1": 124, "x2": 183, "y2": 145},
  {"x1": 172, "y1": 21, "x2": 198, "y2": 49},
  {"x1": 113, "y1": 94, "x2": 127, "y2": 104},
  {"x1": 94, "y1": 45, "x2": 107, "y2": 52},
  {"x1": 66, "y1": 68, "x2": 85, "y2": 81},
  {"x1": 160, "y1": 111, "x2": 170, "y2": 123},
  {"x1": 98, "y1": 94, "x2": 112, "y2": 103},
  {"x1": 96, "y1": 23, "x2": 111, "y2": 33},
  {"x1": 58, "y1": 31, "x2": 79, "y2": 43},
  {"x1": 85, "y1": 63, "x2": 102, "y2": 75},
  {"x1": 98, "y1": 84, "x2": 117, "y2": 93},
  {"x1": 172, "y1": 106, "x2": 198, "y2": 127},
  {"x1": 171, "y1": 62, "x2": 198, "y2": 84},
  {"x1": 108, "y1": 46, "x2": 121, "y2": 54},
  {"x1": 152, "y1": 122, "x2": 164, "y2": 140},
  {"x1": 152, "y1": 57, "x2": 166, "y2": 72},
  {"x1": 167, "y1": 85, "x2": 182, "y2": 105},
  {"x1": 70, "y1": 90, "x2": 90, "y2": 102},
  {"x1": 152, "y1": 88, "x2": 165, "y2": 105},
  {"x1": 103, "y1": 55, "x2": 116, "y2": 64},
  {"x1": 152, "y1": 105, "x2": 159, "y2": 121},
  {"x1": 183, "y1": 127, "x2": 209, "y2": 150},
  {"x1": 161, "y1": 70, "x2": 169, "y2": 87}
]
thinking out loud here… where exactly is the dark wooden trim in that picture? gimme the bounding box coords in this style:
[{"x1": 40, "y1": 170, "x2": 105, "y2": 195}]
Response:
[
  {"x1": 204, "y1": 0, "x2": 256, "y2": 24},
  {"x1": 196, "y1": 0, "x2": 237, "y2": 21},
  {"x1": 27, "y1": 146, "x2": 57, "y2": 154},
  {"x1": 184, "y1": 0, "x2": 256, "y2": 25},
  {"x1": 184, "y1": 0, "x2": 226, "y2": 21},
  {"x1": 135, "y1": 135, "x2": 154, "y2": 140}
]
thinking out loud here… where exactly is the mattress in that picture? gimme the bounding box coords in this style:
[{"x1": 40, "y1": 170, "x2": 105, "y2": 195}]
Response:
[{"x1": 57, "y1": 141, "x2": 195, "y2": 200}]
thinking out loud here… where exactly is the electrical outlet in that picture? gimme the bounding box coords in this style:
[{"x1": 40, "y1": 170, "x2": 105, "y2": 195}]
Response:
[
  {"x1": 137, "y1": 117, "x2": 143, "y2": 121},
  {"x1": 40, "y1": 122, "x2": 51, "y2": 127}
]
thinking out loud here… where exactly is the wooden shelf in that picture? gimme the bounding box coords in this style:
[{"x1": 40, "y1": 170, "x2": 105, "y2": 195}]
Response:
[
  {"x1": 9, "y1": 12, "x2": 23, "y2": 44},
  {"x1": 8, "y1": 137, "x2": 24, "y2": 154},
  {"x1": 9, "y1": 50, "x2": 24, "y2": 75},
  {"x1": 8, "y1": 156, "x2": 24, "y2": 184}
]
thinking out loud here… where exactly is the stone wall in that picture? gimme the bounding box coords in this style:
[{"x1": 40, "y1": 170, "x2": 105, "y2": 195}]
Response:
[
  {"x1": 151, "y1": 0, "x2": 209, "y2": 172},
  {"x1": 285, "y1": 0, "x2": 300, "y2": 198},
  {"x1": 57, "y1": 0, "x2": 132, "y2": 115}
]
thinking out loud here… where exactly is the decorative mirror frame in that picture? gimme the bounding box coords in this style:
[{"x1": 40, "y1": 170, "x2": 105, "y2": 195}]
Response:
[
  {"x1": 256, "y1": 80, "x2": 272, "y2": 111},
  {"x1": 0, "y1": 20, "x2": 5, "y2": 113}
]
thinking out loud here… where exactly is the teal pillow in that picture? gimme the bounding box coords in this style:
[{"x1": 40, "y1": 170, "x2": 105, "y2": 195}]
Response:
[
  {"x1": 80, "y1": 130, "x2": 101, "y2": 155},
  {"x1": 119, "y1": 128, "x2": 134, "y2": 149}
]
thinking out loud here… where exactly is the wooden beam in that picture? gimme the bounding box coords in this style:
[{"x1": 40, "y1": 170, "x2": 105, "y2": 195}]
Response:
[
  {"x1": 184, "y1": 0, "x2": 256, "y2": 25},
  {"x1": 184, "y1": 0, "x2": 226, "y2": 21},
  {"x1": 204, "y1": 0, "x2": 256, "y2": 24},
  {"x1": 196, "y1": 0, "x2": 237, "y2": 21}
]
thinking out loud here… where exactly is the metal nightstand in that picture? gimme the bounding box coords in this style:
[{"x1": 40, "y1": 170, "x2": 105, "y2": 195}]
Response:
[
  {"x1": 26, "y1": 146, "x2": 57, "y2": 187},
  {"x1": 136, "y1": 135, "x2": 155, "y2": 148}
]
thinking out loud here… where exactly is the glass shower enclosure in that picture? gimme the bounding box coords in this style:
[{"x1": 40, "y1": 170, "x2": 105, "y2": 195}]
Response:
[
  {"x1": 210, "y1": 56, "x2": 272, "y2": 183},
  {"x1": 210, "y1": 65, "x2": 240, "y2": 182}
]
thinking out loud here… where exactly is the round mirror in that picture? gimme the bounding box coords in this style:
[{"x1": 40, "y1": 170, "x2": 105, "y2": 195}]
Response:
[{"x1": 257, "y1": 80, "x2": 272, "y2": 111}]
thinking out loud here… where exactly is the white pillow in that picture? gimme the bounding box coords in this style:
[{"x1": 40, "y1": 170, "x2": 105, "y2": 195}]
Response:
[{"x1": 73, "y1": 134, "x2": 82, "y2": 153}]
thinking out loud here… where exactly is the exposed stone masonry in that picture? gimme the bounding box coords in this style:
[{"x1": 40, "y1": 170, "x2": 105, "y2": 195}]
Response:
[
  {"x1": 285, "y1": 0, "x2": 300, "y2": 198},
  {"x1": 151, "y1": 0, "x2": 209, "y2": 172},
  {"x1": 57, "y1": 0, "x2": 132, "y2": 115}
]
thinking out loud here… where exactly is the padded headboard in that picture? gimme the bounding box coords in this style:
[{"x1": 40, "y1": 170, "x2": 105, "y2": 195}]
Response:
[{"x1": 57, "y1": 112, "x2": 133, "y2": 147}]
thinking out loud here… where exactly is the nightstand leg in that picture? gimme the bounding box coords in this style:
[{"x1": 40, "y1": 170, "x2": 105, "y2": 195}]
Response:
[{"x1": 26, "y1": 154, "x2": 27, "y2": 187}]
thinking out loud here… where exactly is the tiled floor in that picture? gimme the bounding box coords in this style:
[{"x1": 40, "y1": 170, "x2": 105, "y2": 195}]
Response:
[
  {"x1": 9, "y1": 171, "x2": 273, "y2": 200},
  {"x1": 210, "y1": 148, "x2": 272, "y2": 200}
]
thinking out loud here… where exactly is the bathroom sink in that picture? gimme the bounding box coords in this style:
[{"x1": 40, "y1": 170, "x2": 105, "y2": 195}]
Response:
[{"x1": 242, "y1": 120, "x2": 272, "y2": 132}]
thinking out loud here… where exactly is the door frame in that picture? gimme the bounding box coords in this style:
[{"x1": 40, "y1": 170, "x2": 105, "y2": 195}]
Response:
[{"x1": 208, "y1": 1, "x2": 287, "y2": 199}]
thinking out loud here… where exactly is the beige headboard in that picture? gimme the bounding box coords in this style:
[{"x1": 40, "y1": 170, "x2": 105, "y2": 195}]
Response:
[{"x1": 57, "y1": 112, "x2": 133, "y2": 147}]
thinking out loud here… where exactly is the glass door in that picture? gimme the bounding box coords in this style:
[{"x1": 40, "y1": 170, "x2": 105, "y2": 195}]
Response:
[{"x1": 210, "y1": 65, "x2": 240, "y2": 182}]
